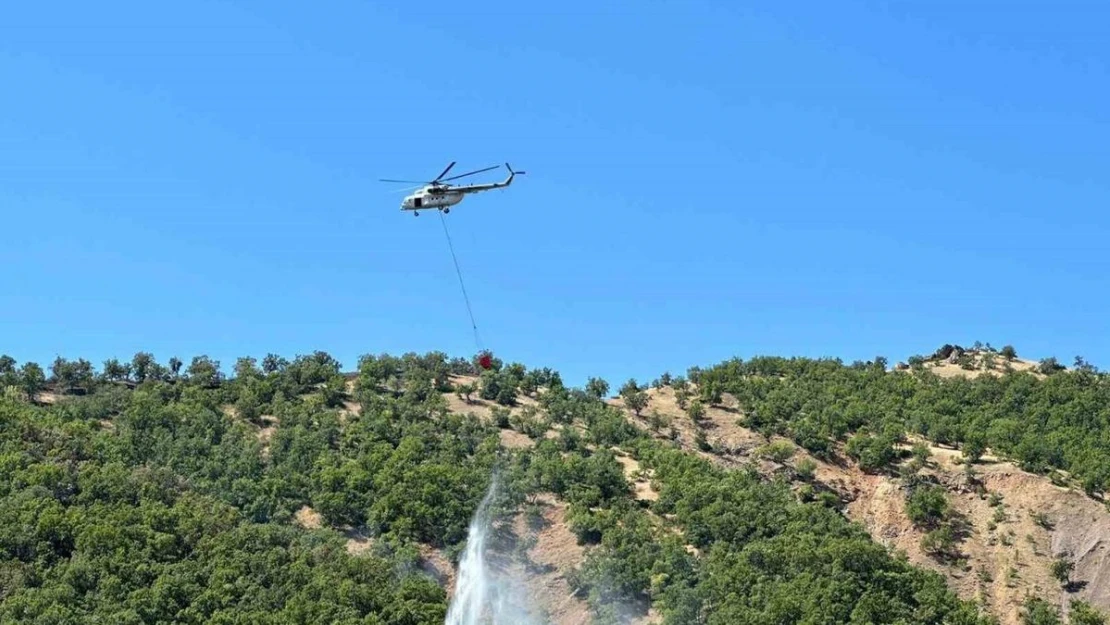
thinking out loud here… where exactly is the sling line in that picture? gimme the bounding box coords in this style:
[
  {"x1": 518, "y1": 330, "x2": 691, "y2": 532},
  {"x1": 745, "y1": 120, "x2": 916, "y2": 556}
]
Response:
[{"x1": 439, "y1": 210, "x2": 483, "y2": 350}]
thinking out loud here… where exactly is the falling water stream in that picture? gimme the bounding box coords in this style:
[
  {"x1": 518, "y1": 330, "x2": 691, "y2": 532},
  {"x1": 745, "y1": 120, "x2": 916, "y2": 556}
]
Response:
[{"x1": 444, "y1": 476, "x2": 541, "y2": 625}]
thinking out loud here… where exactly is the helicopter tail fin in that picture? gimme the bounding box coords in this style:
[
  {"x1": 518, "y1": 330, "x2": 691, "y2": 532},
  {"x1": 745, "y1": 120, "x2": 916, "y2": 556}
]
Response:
[{"x1": 504, "y1": 163, "x2": 526, "y2": 184}]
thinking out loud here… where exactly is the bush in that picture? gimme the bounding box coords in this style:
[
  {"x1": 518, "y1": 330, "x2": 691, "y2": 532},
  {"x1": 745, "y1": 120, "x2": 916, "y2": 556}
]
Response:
[
  {"x1": 846, "y1": 432, "x2": 898, "y2": 473},
  {"x1": 620, "y1": 381, "x2": 648, "y2": 416},
  {"x1": 921, "y1": 525, "x2": 957, "y2": 558},
  {"x1": 1051, "y1": 557, "x2": 1074, "y2": 586},
  {"x1": 586, "y1": 377, "x2": 610, "y2": 400},
  {"x1": 1037, "y1": 357, "x2": 1065, "y2": 375},
  {"x1": 1068, "y1": 600, "x2": 1108, "y2": 625},
  {"x1": 491, "y1": 406, "x2": 511, "y2": 428},
  {"x1": 756, "y1": 439, "x2": 795, "y2": 463},
  {"x1": 686, "y1": 399, "x2": 706, "y2": 424},
  {"x1": 794, "y1": 457, "x2": 817, "y2": 481},
  {"x1": 906, "y1": 485, "x2": 949, "y2": 528}
]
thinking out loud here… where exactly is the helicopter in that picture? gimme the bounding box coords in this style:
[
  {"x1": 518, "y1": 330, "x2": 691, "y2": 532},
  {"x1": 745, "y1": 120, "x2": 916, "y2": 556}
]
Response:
[{"x1": 380, "y1": 161, "x2": 525, "y2": 216}]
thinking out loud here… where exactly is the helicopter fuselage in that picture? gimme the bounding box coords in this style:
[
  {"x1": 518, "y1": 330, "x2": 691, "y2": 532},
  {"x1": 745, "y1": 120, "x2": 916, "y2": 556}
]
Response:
[
  {"x1": 399, "y1": 167, "x2": 521, "y2": 214},
  {"x1": 401, "y1": 189, "x2": 464, "y2": 212}
]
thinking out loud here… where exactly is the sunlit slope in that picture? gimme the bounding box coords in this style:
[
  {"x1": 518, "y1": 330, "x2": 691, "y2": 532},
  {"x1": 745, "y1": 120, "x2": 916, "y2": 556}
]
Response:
[{"x1": 1, "y1": 347, "x2": 1106, "y2": 624}]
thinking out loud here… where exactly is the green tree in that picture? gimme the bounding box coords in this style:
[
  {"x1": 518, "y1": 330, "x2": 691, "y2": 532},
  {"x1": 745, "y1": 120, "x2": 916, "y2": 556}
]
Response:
[
  {"x1": 20, "y1": 362, "x2": 45, "y2": 401},
  {"x1": 846, "y1": 432, "x2": 898, "y2": 473},
  {"x1": 0, "y1": 355, "x2": 17, "y2": 390},
  {"x1": 963, "y1": 432, "x2": 986, "y2": 464},
  {"x1": 320, "y1": 373, "x2": 348, "y2": 408},
  {"x1": 519, "y1": 371, "x2": 540, "y2": 397},
  {"x1": 910, "y1": 441, "x2": 931, "y2": 471},
  {"x1": 1038, "y1": 357, "x2": 1065, "y2": 375},
  {"x1": 618, "y1": 379, "x2": 648, "y2": 416},
  {"x1": 51, "y1": 356, "x2": 95, "y2": 393},
  {"x1": 186, "y1": 355, "x2": 223, "y2": 387},
  {"x1": 699, "y1": 380, "x2": 722, "y2": 405},
  {"x1": 456, "y1": 382, "x2": 477, "y2": 403},
  {"x1": 586, "y1": 377, "x2": 610, "y2": 400},
  {"x1": 234, "y1": 356, "x2": 262, "y2": 380},
  {"x1": 262, "y1": 353, "x2": 288, "y2": 374},
  {"x1": 168, "y1": 356, "x2": 183, "y2": 378},
  {"x1": 674, "y1": 388, "x2": 690, "y2": 410},
  {"x1": 1021, "y1": 596, "x2": 1061, "y2": 625},
  {"x1": 1074, "y1": 355, "x2": 1097, "y2": 373},
  {"x1": 235, "y1": 386, "x2": 263, "y2": 422},
  {"x1": 131, "y1": 351, "x2": 156, "y2": 382},
  {"x1": 102, "y1": 357, "x2": 131, "y2": 382},
  {"x1": 622, "y1": 388, "x2": 647, "y2": 417},
  {"x1": 357, "y1": 353, "x2": 396, "y2": 393},
  {"x1": 906, "y1": 485, "x2": 949, "y2": 528},
  {"x1": 1069, "y1": 600, "x2": 1108, "y2": 625},
  {"x1": 686, "y1": 399, "x2": 705, "y2": 425},
  {"x1": 672, "y1": 377, "x2": 690, "y2": 409},
  {"x1": 483, "y1": 370, "x2": 517, "y2": 406},
  {"x1": 686, "y1": 366, "x2": 702, "y2": 384},
  {"x1": 1050, "y1": 557, "x2": 1074, "y2": 587}
]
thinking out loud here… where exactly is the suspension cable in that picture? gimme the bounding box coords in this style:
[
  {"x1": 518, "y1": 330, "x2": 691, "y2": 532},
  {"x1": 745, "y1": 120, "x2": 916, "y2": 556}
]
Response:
[{"x1": 439, "y1": 210, "x2": 483, "y2": 350}]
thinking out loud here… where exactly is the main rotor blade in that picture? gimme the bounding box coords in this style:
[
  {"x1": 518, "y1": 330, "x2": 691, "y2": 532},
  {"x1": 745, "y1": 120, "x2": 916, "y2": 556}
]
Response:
[
  {"x1": 440, "y1": 164, "x2": 500, "y2": 182},
  {"x1": 432, "y1": 161, "x2": 457, "y2": 183},
  {"x1": 384, "y1": 183, "x2": 426, "y2": 194},
  {"x1": 379, "y1": 178, "x2": 428, "y2": 183}
]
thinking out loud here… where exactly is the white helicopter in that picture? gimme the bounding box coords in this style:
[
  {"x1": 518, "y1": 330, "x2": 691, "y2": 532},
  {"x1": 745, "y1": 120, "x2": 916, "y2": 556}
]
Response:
[{"x1": 380, "y1": 161, "x2": 525, "y2": 216}]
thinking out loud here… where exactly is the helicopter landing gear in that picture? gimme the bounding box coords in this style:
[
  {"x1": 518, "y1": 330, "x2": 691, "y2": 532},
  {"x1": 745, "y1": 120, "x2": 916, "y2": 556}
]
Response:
[
  {"x1": 413, "y1": 211, "x2": 419, "y2": 217},
  {"x1": 442, "y1": 207, "x2": 450, "y2": 214}
]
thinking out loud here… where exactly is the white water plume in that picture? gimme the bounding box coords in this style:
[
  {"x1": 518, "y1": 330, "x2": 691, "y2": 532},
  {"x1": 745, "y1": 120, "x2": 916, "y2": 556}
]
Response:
[{"x1": 444, "y1": 476, "x2": 543, "y2": 625}]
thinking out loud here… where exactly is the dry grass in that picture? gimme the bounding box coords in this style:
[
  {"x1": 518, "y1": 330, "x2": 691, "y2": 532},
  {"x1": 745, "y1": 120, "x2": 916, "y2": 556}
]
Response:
[
  {"x1": 918, "y1": 353, "x2": 1044, "y2": 380},
  {"x1": 343, "y1": 528, "x2": 374, "y2": 556},
  {"x1": 612, "y1": 448, "x2": 659, "y2": 502},
  {"x1": 293, "y1": 506, "x2": 324, "y2": 530},
  {"x1": 512, "y1": 494, "x2": 593, "y2": 625},
  {"x1": 499, "y1": 428, "x2": 535, "y2": 449},
  {"x1": 441, "y1": 374, "x2": 541, "y2": 420}
]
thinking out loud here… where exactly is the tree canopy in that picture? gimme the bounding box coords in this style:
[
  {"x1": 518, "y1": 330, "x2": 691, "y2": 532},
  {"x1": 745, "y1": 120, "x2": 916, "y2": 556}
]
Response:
[{"x1": 698, "y1": 353, "x2": 1110, "y2": 496}]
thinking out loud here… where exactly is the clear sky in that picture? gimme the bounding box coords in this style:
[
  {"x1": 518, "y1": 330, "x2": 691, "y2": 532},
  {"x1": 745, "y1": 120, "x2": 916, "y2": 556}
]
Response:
[{"x1": 2, "y1": 1, "x2": 1108, "y2": 387}]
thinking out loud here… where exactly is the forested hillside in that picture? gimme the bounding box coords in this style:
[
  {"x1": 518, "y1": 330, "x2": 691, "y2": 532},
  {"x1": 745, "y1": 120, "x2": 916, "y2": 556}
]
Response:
[
  {"x1": 0, "y1": 348, "x2": 1106, "y2": 624},
  {"x1": 695, "y1": 345, "x2": 1110, "y2": 495},
  {"x1": 609, "y1": 346, "x2": 1110, "y2": 625}
]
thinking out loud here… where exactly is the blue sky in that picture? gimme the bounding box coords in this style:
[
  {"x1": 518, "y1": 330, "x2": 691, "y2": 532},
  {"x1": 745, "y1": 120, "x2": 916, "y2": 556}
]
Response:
[{"x1": 2, "y1": 1, "x2": 1108, "y2": 387}]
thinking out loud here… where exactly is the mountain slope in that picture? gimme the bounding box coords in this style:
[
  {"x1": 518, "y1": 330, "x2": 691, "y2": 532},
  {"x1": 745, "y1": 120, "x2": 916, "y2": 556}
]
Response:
[
  {"x1": 1, "y1": 348, "x2": 1106, "y2": 624},
  {"x1": 602, "y1": 346, "x2": 1110, "y2": 625},
  {"x1": 612, "y1": 380, "x2": 1110, "y2": 624}
]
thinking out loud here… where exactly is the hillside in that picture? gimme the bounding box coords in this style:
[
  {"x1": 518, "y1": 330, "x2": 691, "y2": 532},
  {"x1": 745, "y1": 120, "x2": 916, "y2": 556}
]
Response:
[
  {"x1": 0, "y1": 347, "x2": 1108, "y2": 624},
  {"x1": 606, "y1": 382, "x2": 1110, "y2": 625}
]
